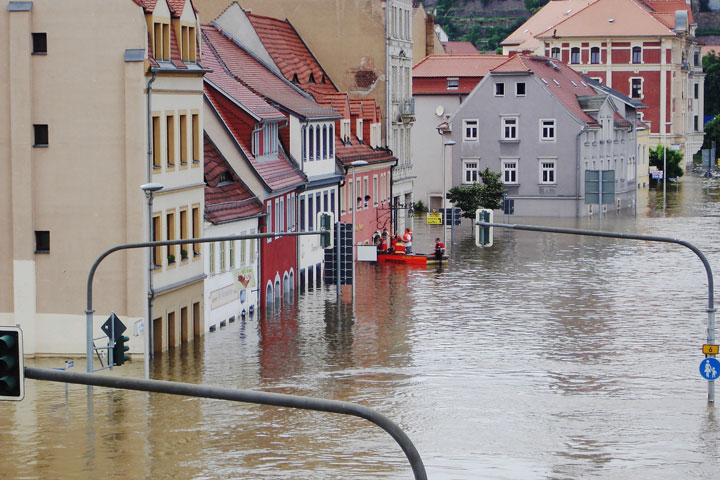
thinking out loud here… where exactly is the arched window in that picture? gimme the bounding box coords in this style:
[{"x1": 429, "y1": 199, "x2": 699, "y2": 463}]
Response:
[
  {"x1": 551, "y1": 47, "x2": 560, "y2": 59},
  {"x1": 265, "y1": 282, "x2": 273, "y2": 310},
  {"x1": 274, "y1": 279, "x2": 281, "y2": 305},
  {"x1": 315, "y1": 125, "x2": 321, "y2": 161},
  {"x1": 329, "y1": 124, "x2": 334, "y2": 157},
  {"x1": 590, "y1": 47, "x2": 600, "y2": 64},
  {"x1": 632, "y1": 46, "x2": 642, "y2": 64}
]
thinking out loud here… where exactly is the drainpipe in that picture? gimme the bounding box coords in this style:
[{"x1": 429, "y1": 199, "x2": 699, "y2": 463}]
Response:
[
  {"x1": 389, "y1": 151, "x2": 398, "y2": 235},
  {"x1": 385, "y1": 0, "x2": 391, "y2": 148},
  {"x1": 576, "y1": 125, "x2": 588, "y2": 217},
  {"x1": 145, "y1": 69, "x2": 157, "y2": 378}
]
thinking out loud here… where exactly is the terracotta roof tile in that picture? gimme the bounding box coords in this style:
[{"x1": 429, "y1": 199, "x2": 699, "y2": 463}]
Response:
[
  {"x1": 202, "y1": 24, "x2": 338, "y2": 120},
  {"x1": 245, "y1": 12, "x2": 338, "y2": 92},
  {"x1": 491, "y1": 54, "x2": 599, "y2": 123},
  {"x1": 205, "y1": 82, "x2": 305, "y2": 193},
  {"x1": 442, "y1": 41, "x2": 479, "y2": 55},
  {"x1": 502, "y1": 0, "x2": 597, "y2": 51},
  {"x1": 413, "y1": 54, "x2": 507, "y2": 77},
  {"x1": 204, "y1": 133, "x2": 264, "y2": 224},
  {"x1": 202, "y1": 39, "x2": 286, "y2": 121},
  {"x1": 536, "y1": 0, "x2": 676, "y2": 38}
]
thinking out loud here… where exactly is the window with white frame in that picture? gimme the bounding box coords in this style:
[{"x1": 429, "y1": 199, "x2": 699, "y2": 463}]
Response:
[
  {"x1": 356, "y1": 119, "x2": 363, "y2": 142},
  {"x1": 463, "y1": 159, "x2": 480, "y2": 184},
  {"x1": 463, "y1": 119, "x2": 479, "y2": 141},
  {"x1": 631, "y1": 78, "x2": 642, "y2": 99},
  {"x1": 502, "y1": 159, "x2": 518, "y2": 184},
  {"x1": 341, "y1": 119, "x2": 351, "y2": 142},
  {"x1": 590, "y1": 47, "x2": 600, "y2": 64},
  {"x1": 570, "y1": 47, "x2": 580, "y2": 64},
  {"x1": 275, "y1": 198, "x2": 281, "y2": 237},
  {"x1": 501, "y1": 117, "x2": 518, "y2": 140},
  {"x1": 515, "y1": 82, "x2": 526, "y2": 96},
  {"x1": 494, "y1": 82, "x2": 505, "y2": 96},
  {"x1": 266, "y1": 201, "x2": 272, "y2": 242},
  {"x1": 539, "y1": 159, "x2": 556, "y2": 184},
  {"x1": 551, "y1": 47, "x2": 560, "y2": 59},
  {"x1": 373, "y1": 175, "x2": 378, "y2": 205},
  {"x1": 447, "y1": 77, "x2": 459, "y2": 89},
  {"x1": 540, "y1": 119, "x2": 556, "y2": 141},
  {"x1": 632, "y1": 46, "x2": 642, "y2": 64}
]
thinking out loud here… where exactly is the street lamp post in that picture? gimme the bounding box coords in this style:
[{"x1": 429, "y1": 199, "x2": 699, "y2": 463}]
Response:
[
  {"x1": 350, "y1": 160, "x2": 368, "y2": 298},
  {"x1": 140, "y1": 182, "x2": 163, "y2": 379},
  {"x1": 442, "y1": 140, "x2": 456, "y2": 247}
]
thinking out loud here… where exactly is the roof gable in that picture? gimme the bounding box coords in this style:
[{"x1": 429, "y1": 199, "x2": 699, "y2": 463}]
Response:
[{"x1": 537, "y1": 0, "x2": 675, "y2": 38}]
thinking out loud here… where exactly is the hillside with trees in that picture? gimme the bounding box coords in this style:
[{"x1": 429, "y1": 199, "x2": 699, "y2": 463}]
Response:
[{"x1": 423, "y1": 0, "x2": 549, "y2": 52}]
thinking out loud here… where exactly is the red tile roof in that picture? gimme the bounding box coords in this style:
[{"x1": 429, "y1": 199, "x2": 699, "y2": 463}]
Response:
[
  {"x1": 491, "y1": 54, "x2": 599, "y2": 124},
  {"x1": 134, "y1": 0, "x2": 195, "y2": 17},
  {"x1": 536, "y1": 0, "x2": 677, "y2": 38},
  {"x1": 201, "y1": 37, "x2": 286, "y2": 121},
  {"x1": 414, "y1": 54, "x2": 507, "y2": 77},
  {"x1": 205, "y1": 82, "x2": 306, "y2": 193},
  {"x1": 245, "y1": 12, "x2": 338, "y2": 93},
  {"x1": 442, "y1": 41, "x2": 479, "y2": 55},
  {"x1": 204, "y1": 133, "x2": 264, "y2": 224},
  {"x1": 202, "y1": 24, "x2": 338, "y2": 120}
]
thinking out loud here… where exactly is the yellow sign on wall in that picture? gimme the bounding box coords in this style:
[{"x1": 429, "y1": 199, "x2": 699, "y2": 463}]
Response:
[
  {"x1": 427, "y1": 212, "x2": 442, "y2": 225},
  {"x1": 703, "y1": 344, "x2": 719, "y2": 355}
]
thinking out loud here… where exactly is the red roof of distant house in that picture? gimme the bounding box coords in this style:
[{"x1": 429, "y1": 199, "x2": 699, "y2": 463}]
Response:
[
  {"x1": 204, "y1": 133, "x2": 264, "y2": 224},
  {"x1": 491, "y1": 53, "x2": 599, "y2": 124},
  {"x1": 204, "y1": 82, "x2": 306, "y2": 193},
  {"x1": 442, "y1": 41, "x2": 479, "y2": 55},
  {"x1": 414, "y1": 54, "x2": 507, "y2": 77},
  {"x1": 413, "y1": 54, "x2": 507, "y2": 95},
  {"x1": 202, "y1": 24, "x2": 337, "y2": 120}
]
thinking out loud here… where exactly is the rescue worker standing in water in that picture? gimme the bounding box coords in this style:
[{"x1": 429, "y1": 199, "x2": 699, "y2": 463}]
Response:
[{"x1": 402, "y1": 228, "x2": 413, "y2": 254}]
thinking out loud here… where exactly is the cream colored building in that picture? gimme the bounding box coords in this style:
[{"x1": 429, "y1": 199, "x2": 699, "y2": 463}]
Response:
[{"x1": 1, "y1": 0, "x2": 205, "y2": 357}]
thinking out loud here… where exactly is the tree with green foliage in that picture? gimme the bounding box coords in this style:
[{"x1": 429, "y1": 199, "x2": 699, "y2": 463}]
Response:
[
  {"x1": 702, "y1": 116, "x2": 720, "y2": 151},
  {"x1": 650, "y1": 144, "x2": 684, "y2": 180},
  {"x1": 447, "y1": 168, "x2": 505, "y2": 218},
  {"x1": 703, "y1": 52, "x2": 720, "y2": 118},
  {"x1": 525, "y1": 0, "x2": 550, "y2": 14}
]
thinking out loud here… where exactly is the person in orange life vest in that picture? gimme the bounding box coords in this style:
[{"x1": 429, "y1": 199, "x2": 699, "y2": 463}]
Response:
[
  {"x1": 375, "y1": 233, "x2": 387, "y2": 252},
  {"x1": 393, "y1": 236, "x2": 406, "y2": 254},
  {"x1": 434, "y1": 237, "x2": 445, "y2": 261},
  {"x1": 402, "y1": 228, "x2": 413, "y2": 254},
  {"x1": 389, "y1": 235, "x2": 397, "y2": 254}
]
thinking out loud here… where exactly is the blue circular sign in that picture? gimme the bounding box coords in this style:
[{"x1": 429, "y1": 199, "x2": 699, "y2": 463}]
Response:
[{"x1": 699, "y1": 358, "x2": 720, "y2": 381}]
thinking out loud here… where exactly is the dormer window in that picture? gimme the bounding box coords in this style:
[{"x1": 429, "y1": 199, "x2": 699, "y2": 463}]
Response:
[
  {"x1": 153, "y1": 22, "x2": 170, "y2": 61},
  {"x1": 218, "y1": 170, "x2": 233, "y2": 185},
  {"x1": 292, "y1": 73, "x2": 299, "y2": 84},
  {"x1": 309, "y1": 73, "x2": 316, "y2": 84},
  {"x1": 180, "y1": 25, "x2": 197, "y2": 62},
  {"x1": 252, "y1": 122, "x2": 279, "y2": 158},
  {"x1": 447, "y1": 77, "x2": 459, "y2": 90}
]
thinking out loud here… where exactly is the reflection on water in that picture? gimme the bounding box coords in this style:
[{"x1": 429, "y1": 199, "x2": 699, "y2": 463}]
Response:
[{"x1": 3, "y1": 176, "x2": 720, "y2": 479}]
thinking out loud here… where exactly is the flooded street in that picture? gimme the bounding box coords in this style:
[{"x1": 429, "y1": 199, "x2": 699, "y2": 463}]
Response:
[{"x1": 3, "y1": 175, "x2": 720, "y2": 479}]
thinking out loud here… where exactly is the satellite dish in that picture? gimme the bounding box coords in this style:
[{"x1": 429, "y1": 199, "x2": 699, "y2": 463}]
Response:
[{"x1": 435, "y1": 105, "x2": 444, "y2": 117}]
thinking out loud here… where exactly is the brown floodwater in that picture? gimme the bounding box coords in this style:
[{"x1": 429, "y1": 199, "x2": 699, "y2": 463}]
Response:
[{"x1": 2, "y1": 175, "x2": 720, "y2": 479}]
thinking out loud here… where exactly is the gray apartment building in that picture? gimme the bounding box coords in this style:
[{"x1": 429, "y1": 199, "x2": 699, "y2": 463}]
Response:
[{"x1": 440, "y1": 53, "x2": 643, "y2": 217}]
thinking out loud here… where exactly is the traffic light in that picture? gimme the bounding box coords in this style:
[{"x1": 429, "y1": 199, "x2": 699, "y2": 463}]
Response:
[
  {"x1": 113, "y1": 335, "x2": 130, "y2": 366},
  {"x1": 475, "y1": 209, "x2": 494, "y2": 247},
  {"x1": 0, "y1": 326, "x2": 24, "y2": 401},
  {"x1": 317, "y1": 212, "x2": 335, "y2": 249}
]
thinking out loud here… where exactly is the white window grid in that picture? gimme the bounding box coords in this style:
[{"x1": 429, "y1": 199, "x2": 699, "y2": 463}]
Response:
[
  {"x1": 502, "y1": 159, "x2": 518, "y2": 184},
  {"x1": 463, "y1": 159, "x2": 479, "y2": 184},
  {"x1": 501, "y1": 117, "x2": 518, "y2": 140},
  {"x1": 539, "y1": 159, "x2": 556, "y2": 184},
  {"x1": 463, "y1": 119, "x2": 479, "y2": 141},
  {"x1": 540, "y1": 119, "x2": 556, "y2": 142}
]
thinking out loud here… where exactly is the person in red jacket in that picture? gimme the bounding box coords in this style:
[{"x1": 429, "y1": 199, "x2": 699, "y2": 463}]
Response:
[
  {"x1": 402, "y1": 228, "x2": 413, "y2": 254},
  {"x1": 434, "y1": 237, "x2": 445, "y2": 261}
]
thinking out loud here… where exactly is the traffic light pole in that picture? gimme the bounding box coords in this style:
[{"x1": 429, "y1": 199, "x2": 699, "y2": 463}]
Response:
[
  {"x1": 476, "y1": 220, "x2": 717, "y2": 403},
  {"x1": 24, "y1": 366, "x2": 427, "y2": 480},
  {"x1": 86, "y1": 231, "x2": 324, "y2": 376}
]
